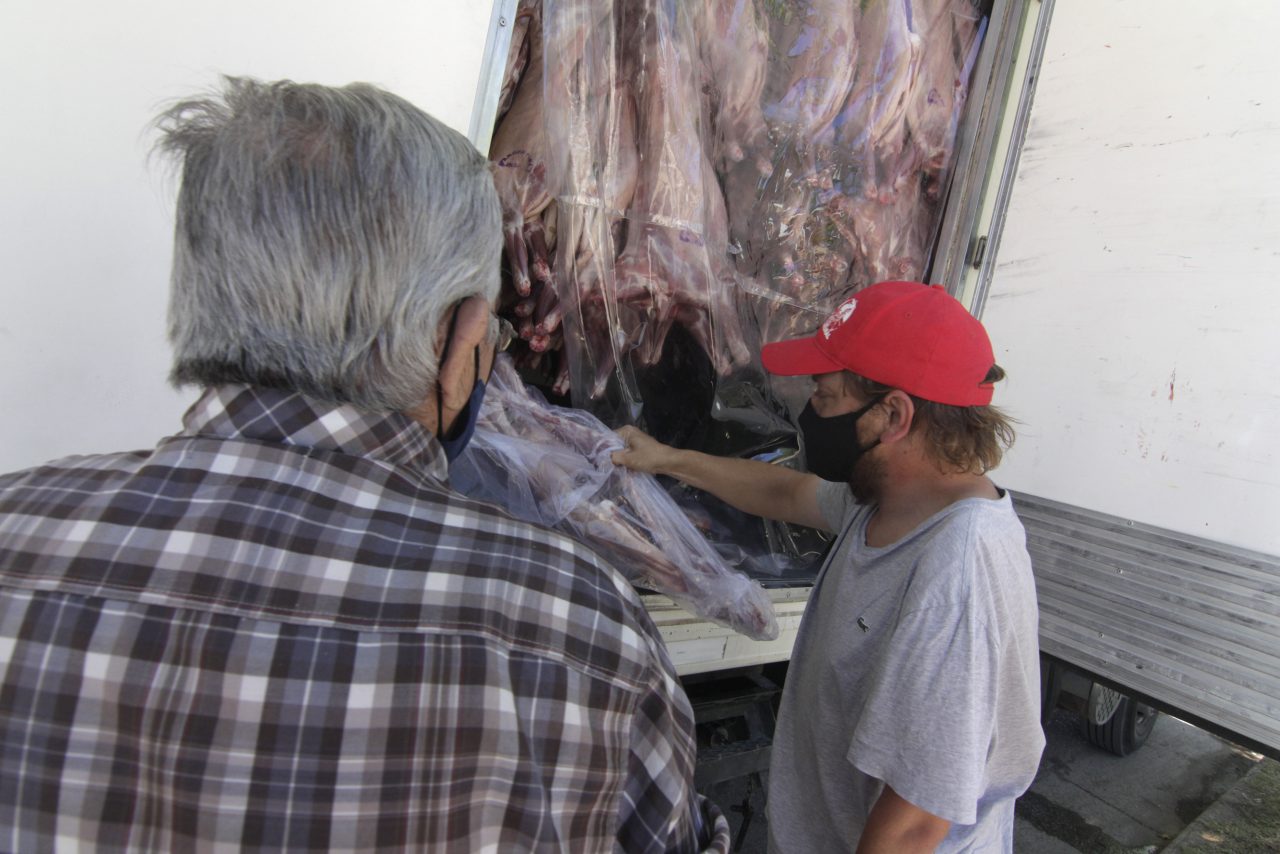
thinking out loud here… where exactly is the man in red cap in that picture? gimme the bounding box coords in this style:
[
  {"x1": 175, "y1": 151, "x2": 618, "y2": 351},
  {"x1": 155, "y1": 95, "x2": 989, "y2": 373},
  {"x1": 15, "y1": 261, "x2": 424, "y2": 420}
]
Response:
[{"x1": 613, "y1": 281, "x2": 1044, "y2": 853}]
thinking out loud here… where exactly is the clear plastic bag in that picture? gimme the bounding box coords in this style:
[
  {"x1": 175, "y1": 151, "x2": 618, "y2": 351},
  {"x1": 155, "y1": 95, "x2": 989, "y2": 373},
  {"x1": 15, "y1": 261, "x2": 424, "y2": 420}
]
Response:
[
  {"x1": 493, "y1": 0, "x2": 987, "y2": 421},
  {"x1": 452, "y1": 356, "x2": 780, "y2": 641}
]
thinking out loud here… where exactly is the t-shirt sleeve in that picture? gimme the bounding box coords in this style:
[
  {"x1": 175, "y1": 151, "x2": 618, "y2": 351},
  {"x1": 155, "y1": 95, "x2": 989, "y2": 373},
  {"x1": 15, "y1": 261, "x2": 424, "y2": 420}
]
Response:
[
  {"x1": 816, "y1": 478, "x2": 856, "y2": 533},
  {"x1": 844, "y1": 546, "x2": 1000, "y2": 825}
]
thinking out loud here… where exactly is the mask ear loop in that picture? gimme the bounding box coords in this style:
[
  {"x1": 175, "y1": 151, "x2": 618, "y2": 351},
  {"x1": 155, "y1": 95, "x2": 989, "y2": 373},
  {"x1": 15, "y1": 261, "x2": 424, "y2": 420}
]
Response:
[
  {"x1": 853, "y1": 394, "x2": 887, "y2": 422},
  {"x1": 436, "y1": 305, "x2": 462, "y2": 439}
]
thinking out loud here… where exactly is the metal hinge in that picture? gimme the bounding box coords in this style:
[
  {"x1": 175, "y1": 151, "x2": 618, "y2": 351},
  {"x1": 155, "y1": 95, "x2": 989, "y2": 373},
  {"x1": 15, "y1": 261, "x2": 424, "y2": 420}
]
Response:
[{"x1": 970, "y1": 235, "x2": 989, "y2": 269}]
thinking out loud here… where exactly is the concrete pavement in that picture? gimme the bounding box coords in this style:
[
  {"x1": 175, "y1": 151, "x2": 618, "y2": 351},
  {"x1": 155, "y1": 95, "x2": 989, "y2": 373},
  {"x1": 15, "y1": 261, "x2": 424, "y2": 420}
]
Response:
[
  {"x1": 1161, "y1": 757, "x2": 1280, "y2": 853},
  {"x1": 1013, "y1": 711, "x2": 1261, "y2": 852}
]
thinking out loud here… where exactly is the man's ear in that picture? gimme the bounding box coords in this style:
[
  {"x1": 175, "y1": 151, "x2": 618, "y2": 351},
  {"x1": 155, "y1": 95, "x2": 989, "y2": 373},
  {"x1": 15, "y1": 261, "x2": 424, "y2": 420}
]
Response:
[
  {"x1": 876, "y1": 390, "x2": 916, "y2": 445},
  {"x1": 436, "y1": 295, "x2": 491, "y2": 419}
]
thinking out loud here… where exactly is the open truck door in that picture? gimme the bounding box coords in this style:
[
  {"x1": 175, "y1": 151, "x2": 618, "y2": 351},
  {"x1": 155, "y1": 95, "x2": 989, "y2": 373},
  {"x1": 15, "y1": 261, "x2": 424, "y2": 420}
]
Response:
[{"x1": 953, "y1": 0, "x2": 1280, "y2": 759}]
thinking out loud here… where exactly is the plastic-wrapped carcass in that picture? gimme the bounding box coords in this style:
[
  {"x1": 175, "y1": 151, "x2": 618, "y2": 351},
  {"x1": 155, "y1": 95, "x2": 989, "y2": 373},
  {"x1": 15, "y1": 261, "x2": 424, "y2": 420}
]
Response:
[
  {"x1": 491, "y1": 0, "x2": 986, "y2": 422},
  {"x1": 452, "y1": 356, "x2": 780, "y2": 641}
]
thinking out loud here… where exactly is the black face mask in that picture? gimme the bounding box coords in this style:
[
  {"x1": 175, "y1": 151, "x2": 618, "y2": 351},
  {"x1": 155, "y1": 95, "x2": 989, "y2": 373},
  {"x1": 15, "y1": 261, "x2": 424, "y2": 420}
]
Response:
[{"x1": 797, "y1": 396, "x2": 884, "y2": 483}]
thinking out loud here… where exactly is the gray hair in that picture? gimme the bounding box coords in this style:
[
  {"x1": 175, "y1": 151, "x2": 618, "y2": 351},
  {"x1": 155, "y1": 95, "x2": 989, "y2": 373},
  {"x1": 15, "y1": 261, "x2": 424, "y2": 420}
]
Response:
[{"x1": 155, "y1": 76, "x2": 501, "y2": 411}]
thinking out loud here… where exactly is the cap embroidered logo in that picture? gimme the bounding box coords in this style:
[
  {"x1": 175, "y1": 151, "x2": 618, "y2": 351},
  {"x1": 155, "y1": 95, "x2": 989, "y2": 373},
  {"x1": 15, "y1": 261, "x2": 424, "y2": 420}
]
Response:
[{"x1": 822, "y1": 297, "x2": 858, "y2": 340}]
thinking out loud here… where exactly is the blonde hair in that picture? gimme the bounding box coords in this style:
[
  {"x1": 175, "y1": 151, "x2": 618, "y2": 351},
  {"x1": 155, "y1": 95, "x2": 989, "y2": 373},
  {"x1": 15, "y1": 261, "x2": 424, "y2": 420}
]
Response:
[{"x1": 845, "y1": 367, "x2": 1016, "y2": 473}]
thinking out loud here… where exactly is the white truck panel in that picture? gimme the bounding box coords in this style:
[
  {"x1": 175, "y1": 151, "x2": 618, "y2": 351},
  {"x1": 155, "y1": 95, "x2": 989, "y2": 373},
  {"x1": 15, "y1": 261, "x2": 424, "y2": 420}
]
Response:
[
  {"x1": 0, "y1": 1, "x2": 495, "y2": 472},
  {"x1": 981, "y1": 0, "x2": 1280, "y2": 555}
]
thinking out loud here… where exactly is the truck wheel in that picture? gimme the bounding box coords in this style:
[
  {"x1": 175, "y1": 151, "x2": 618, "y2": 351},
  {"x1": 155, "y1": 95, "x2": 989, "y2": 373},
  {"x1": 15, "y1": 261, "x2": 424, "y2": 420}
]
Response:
[{"x1": 1085, "y1": 695, "x2": 1159, "y2": 756}]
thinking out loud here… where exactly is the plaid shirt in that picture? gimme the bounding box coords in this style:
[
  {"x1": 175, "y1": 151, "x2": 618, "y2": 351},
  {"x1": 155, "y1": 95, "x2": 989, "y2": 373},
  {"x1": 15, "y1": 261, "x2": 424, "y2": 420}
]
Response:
[{"x1": 0, "y1": 385, "x2": 729, "y2": 853}]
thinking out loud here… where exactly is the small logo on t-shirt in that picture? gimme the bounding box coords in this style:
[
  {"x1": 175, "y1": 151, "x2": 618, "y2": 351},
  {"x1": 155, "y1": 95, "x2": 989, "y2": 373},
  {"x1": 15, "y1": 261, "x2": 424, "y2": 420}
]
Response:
[{"x1": 856, "y1": 616, "x2": 869, "y2": 632}]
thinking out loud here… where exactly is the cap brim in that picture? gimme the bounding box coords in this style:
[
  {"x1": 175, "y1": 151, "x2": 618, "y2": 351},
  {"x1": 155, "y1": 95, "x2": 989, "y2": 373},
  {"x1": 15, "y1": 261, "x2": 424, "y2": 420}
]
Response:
[{"x1": 761, "y1": 335, "x2": 844, "y2": 376}]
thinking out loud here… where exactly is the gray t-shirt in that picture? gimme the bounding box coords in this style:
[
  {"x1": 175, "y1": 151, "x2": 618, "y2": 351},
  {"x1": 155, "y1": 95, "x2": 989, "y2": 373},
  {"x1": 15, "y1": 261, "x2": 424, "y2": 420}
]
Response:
[{"x1": 767, "y1": 481, "x2": 1045, "y2": 853}]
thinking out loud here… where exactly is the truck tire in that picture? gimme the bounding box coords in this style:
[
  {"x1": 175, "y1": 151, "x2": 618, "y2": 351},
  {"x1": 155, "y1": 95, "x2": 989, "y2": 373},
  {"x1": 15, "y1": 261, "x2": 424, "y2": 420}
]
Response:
[{"x1": 1085, "y1": 695, "x2": 1159, "y2": 756}]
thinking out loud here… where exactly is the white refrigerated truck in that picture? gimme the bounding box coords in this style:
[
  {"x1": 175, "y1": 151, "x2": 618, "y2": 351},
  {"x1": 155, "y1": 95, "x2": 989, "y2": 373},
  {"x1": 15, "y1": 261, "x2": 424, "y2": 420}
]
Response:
[{"x1": 3, "y1": 0, "x2": 1277, "y2": 771}]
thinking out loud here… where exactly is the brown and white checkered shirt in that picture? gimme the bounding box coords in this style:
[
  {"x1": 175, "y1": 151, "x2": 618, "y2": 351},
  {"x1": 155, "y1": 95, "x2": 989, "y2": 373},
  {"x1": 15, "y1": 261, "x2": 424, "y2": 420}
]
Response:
[{"x1": 0, "y1": 384, "x2": 729, "y2": 853}]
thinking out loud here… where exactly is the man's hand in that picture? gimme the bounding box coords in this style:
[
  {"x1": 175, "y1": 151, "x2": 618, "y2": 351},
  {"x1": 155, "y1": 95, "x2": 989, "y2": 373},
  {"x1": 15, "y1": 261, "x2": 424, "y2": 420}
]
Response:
[{"x1": 611, "y1": 426, "x2": 679, "y2": 477}]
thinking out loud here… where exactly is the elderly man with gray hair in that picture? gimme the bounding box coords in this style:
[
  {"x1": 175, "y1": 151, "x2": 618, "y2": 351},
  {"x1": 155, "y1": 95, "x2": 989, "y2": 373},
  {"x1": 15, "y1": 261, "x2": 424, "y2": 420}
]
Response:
[{"x1": 0, "y1": 77, "x2": 729, "y2": 853}]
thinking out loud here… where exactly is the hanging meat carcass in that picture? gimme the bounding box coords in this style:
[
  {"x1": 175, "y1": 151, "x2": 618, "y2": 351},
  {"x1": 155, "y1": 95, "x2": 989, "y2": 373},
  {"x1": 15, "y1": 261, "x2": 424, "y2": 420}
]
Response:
[
  {"x1": 524, "y1": 0, "x2": 758, "y2": 409},
  {"x1": 610, "y1": 0, "x2": 752, "y2": 377},
  {"x1": 538, "y1": 0, "x2": 642, "y2": 402},
  {"x1": 761, "y1": 0, "x2": 860, "y2": 149},
  {"x1": 696, "y1": 0, "x2": 772, "y2": 173},
  {"x1": 490, "y1": 0, "x2": 556, "y2": 301},
  {"x1": 496, "y1": 2, "x2": 535, "y2": 122},
  {"x1": 728, "y1": 0, "x2": 864, "y2": 347},
  {"x1": 905, "y1": 0, "x2": 986, "y2": 197},
  {"x1": 835, "y1": 0, "x2": 985, "y2": 288}
]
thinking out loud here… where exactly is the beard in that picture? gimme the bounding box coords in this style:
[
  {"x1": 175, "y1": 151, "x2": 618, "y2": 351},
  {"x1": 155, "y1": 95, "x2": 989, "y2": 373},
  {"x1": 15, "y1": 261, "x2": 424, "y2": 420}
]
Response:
[{"x1": 847, "y1": 451, "x2": 888, "y2": 506}]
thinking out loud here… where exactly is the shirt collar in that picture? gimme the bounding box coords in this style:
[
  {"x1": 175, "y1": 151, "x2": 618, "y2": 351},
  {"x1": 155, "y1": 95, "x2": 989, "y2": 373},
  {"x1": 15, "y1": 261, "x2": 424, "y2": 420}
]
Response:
[{"x1": 180, "y1": 384, "x2": 448, "y2": 481}]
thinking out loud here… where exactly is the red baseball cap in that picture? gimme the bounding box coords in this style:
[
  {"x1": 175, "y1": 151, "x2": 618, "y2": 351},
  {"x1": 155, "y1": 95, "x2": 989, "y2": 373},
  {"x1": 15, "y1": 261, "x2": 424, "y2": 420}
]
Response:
[{"x1": 760, "y1": 281, "x2": 996, "y2": 406}]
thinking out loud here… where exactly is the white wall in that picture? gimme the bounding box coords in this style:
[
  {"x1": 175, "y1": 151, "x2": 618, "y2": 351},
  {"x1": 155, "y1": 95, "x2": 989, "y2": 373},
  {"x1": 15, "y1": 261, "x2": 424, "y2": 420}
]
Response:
[
  {"x1": 0, "y1": 1, "x2": 495, "y2": 472},
  {"x1": 983, "y1": 1, "x2": 1280, "y2": 554}
]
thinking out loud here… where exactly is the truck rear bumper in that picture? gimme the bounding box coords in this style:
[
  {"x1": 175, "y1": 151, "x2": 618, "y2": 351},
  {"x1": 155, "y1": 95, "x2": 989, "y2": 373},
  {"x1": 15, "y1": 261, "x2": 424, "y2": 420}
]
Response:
[{"x1": 643, "y1": 587, "x2": 811, "y2": 676}]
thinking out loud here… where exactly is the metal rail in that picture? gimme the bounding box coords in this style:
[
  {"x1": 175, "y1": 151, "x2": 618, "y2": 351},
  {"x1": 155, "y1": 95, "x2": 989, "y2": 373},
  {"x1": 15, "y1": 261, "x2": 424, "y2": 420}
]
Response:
[{"x1": 1014, "y1": 491, "x2": 1280, "y2": 758}]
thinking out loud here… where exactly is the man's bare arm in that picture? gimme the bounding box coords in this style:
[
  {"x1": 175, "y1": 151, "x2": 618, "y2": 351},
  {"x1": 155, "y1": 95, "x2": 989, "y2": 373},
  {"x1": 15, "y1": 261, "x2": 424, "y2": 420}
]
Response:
[
  {"x1": 856, "y1": 784, "x2": 951, "y2": 854},
  {"x1": 611, "y1": 426, "x2": 831, "y2": 532}
]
